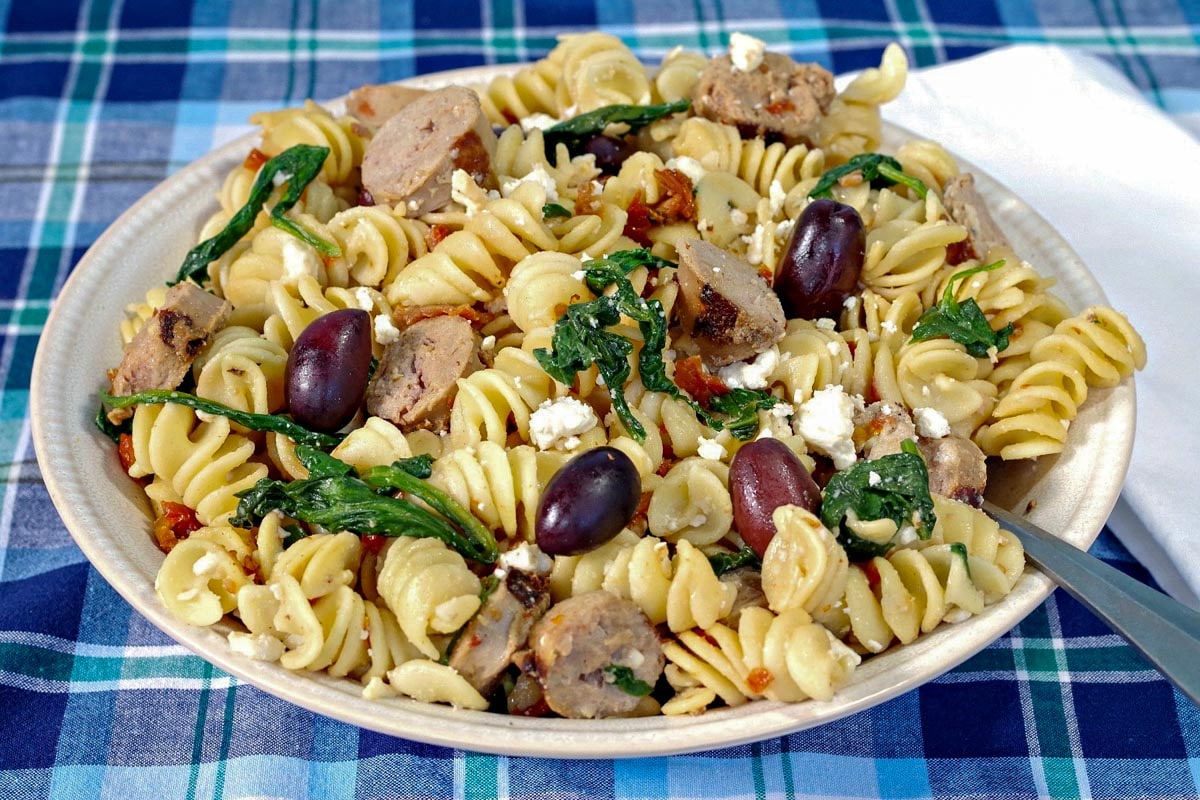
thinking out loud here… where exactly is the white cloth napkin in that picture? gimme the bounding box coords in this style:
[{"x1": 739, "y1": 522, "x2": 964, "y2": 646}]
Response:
[{"x1": 876, "y1": 45, "x2": 1200, "y2": 606}]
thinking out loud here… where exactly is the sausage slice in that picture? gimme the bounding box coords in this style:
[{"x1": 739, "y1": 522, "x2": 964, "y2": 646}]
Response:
[
  {"x1": 446, "y1": 568, "x2": 551, "y2": 696},
  {"x1": 942, "y1": 173, "x2": 1010, "y2": 260},
  {"x1": 345, "y1": 84, "x2": 430, "y2": 131},
  {"x1": 107, "y1": 282, "x2": 232, "y2": 424},
  {"x1": 365, "y1": 314, "x2": 482, "y2": 432},
  {"x1": 361, "y1": 85, "x2": 497, "y2": 215},
  {"x1": 529, "y1": 590, "x2": 664, "y2": 719},
  {"x1": 676, "y1": 238, "x2": 786, "y2": 367},
  {"x1": 692, "y1": 53, "x2": 835, "y2": 143}
]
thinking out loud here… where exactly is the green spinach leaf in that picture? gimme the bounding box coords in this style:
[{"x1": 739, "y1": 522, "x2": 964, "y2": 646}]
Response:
[
  {"x1": 99, "y1": 389, "x2": 345, "y2": 449},
  {"x1": 542, "y1": 202, "x2": 572, "y2": 218},
  {"x1": 173, "y1": 144, "x2": 340, "y2": 286},
  {"x1": 543, "y1": 100, "x2": 690, "y2": 156},
  {"x1": 233, "y1": 449, "x2": 498, "y2": 563},
  {"x1": 604, "y1": 664, "x2": 653, "y2": 697},
  {"x1": 909, "y1": 260, "x2": 1013, "y2": 358},
  {"x1": 820, "y1": 440, "x2": 936, "y2": 562},
  {"x1": 708, "y1": 545, "x2": 762, "y2": 576},
  {"x1": 809, "y1": 153, "x2": 928, "y2": 200}
]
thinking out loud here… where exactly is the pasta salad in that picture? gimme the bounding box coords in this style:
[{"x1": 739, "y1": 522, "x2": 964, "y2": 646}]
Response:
[{"x1": 98, "y1": 33, "x2": 1146, "y2": 719}]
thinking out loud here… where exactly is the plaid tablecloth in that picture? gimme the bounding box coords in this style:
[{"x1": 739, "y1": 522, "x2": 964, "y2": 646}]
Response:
[{"x1": 4, "y1": 2, "x2": 1199, "y2": 798}]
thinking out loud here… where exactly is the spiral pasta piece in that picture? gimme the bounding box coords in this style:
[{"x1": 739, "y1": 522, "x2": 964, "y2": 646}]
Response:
[
  {"x1": 128, "y1": 403, "x2": 267, "y2": 526},
  {"x1": 550, "y1": 32, "x2": 650, "y2": 113},
  {"x1": 428, "y1": 441, "x2": 568, "y2": 541},
  {"x1": 376, "y1": 536, "x2": 482, "y2": 660},
  {"x1": 646, "y1": 457, "x2": 733, "y2": 546}
]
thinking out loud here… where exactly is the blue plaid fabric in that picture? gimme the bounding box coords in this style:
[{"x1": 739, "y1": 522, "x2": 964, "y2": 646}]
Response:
[{"x1": 3, "y1": 2, "x2": 1198, "y2": 798}]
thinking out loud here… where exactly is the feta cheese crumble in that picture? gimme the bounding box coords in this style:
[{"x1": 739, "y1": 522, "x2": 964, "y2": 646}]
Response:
[
  {"x1": 281, "y1": 238, "x2": 322, "y2": 288},
  {"x1": 696, "y1": 435, "x2": 727, "y2": 461},
  {"x1": 496, "y1": 542, "x2": 553, "y2": 576},
  {"x1": 664, "y1": 156, "x2": 706, "y2": 185},
  {"x1": 729, "y1": 32, "x2": 766, "y2": 72},
  {"x1": 519, "y1": 113, "x2": 560, "y2": 132},
  {"x1": 794, "y1": 385, "x2": 862, "y2": 469},
  {"x1": 913, "y1": 406, "x2": 951, "y2": 438},
  {"x1": 529, "y1": 397, "x2": 598, "y2": 451},
  {"x1": 373, "y1": 313, "x2": 400, "y2": 346},
  {"x1": 228, "y1": 632, "x2": 285, "y2": 662},
  {"x1": 501, "y1": 163, "x2": 558, "y2": 202},
  {"x1": 716, "y1": 345, "x2": 779, "y2": 390}
]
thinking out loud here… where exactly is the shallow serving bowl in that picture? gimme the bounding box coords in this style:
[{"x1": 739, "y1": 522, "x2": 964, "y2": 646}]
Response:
[{"x1": 30, "y1": 66, "x2": 1135, "y2": 759}]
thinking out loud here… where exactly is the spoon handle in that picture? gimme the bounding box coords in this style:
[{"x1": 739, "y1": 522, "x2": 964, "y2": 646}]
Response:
[{"x1": 983, "y1": 501, "x2": 1200, "y2": 705}]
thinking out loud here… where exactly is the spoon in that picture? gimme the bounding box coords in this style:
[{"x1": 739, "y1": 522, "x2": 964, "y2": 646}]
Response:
[{"x1": 984, "y1": 501, "x2": 1200, "y2": 706}]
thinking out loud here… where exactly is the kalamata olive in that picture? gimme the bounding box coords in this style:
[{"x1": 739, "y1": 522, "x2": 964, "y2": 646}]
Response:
[
  {"x1": 729, "y1": 438, "x2": 822, "y2": 558},
  {"x1": 285, "y1": 308, "x2": 373, "y2": 432},
  {"x1": 775, "y1": 198, "x2": 865, "y2": 320},
  {"x1": 582, "y1": 134, "x2": 633, "y2": 174},
  {"x1": 535, "y1": 447, "x2": 641, "y2": 556}
]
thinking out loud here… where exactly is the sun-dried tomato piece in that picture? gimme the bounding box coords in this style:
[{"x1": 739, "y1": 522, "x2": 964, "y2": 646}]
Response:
[
  {"x1": 652, "y1": 168, "x2": 697, "y2": 224},
  {"x1": 152, "y1": 501, "x2": 202, "y2": 554},
  {"x1": 747, "y1": 666, "x2": 774, "y2": 694},
  {"x1": 391, "y1": 304, "x2": 495, "y2": 330},
  {"x1": 242, "y1": 148, "x2": 269, "y2": 172},
  {"x1": 427, "y1": 223, "x2": 454, "y2": 249},
  {"x1": 623, "y1": 192, "x2": 653, "y2": 247},
  {"x1": 116, "y1": 433, "x2": 136, "y2": 473},
  {"x1": 673, "y1": 355, "x2": 731, "y2": 407}
]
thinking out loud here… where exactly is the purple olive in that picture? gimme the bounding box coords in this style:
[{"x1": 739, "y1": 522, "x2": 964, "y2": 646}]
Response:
[
  {"x1": 285, "y1": 308, "x2": 373, "y2": 433},
  {"x1": 582, "y1": 134, "x2": 633, "y2": 174},
  {"x1": 729, "y1": 438, "x2": 822, "y2": 558},
  {"x1": 776, "y1": 198, "x2": 865, "y2": 320},
  {"x1": 535, "y1": 447, "x2": 641, "y2": 556}
]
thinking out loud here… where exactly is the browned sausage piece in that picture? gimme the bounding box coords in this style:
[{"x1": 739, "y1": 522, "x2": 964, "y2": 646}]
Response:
[
  {"x1": 856, "y1": 402, "x2": 987, "y2": 507},
  {"x1": 918, "y1": 436, "x2": 987, "y2": 508},
  {"x1": 676, "y1": 238, "x2": 786, "y2": 367},
  {"x1": 857, "y1": 402, "x2": 918, "y2": 461},
  {"x1": 529, "y1": 590, "x2": 664, "y2": 719},
  {"x1": 942, "y1": 173, "x2": 1010, "y2": 260},
  {"x1": 345, "y1": 84, "x2": 430, "y2": 130},
  {"x1": 446, "y1": 568, "x2": 551, "y2": 696},
  {"x1": 364, "y1": 314, "x2": 482, "y2": 432},
  {"x1": 692, "y1": 53, "x2": 835, "y2": 143},
  {"x1": 360, "y1": 85, "x2": 497, "y2": 215},
  {"x1": 107, "y1": 282, "x2": 232, "y2": 424}
]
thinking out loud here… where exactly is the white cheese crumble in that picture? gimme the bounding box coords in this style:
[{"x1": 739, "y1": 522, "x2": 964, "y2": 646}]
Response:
[
  {"x1": 191, "y1": 552, "x2": 223, "y2": 578},
  {"x1": 697, "y1": 435, "x2": 726, "y2": 461},
  {"x1": 794, "y1": 385, "x2": 862, "y2": 470},
  {"x1": 228, "y1": 632, "x2": 285, "y2": 662},
  {"x1": 520, "y1": 113, "x2": 560, "y2": 132},
  {"x1": 352, "y1": 287, "x2": 375, "y2": 312},
  {"x1": 880, "y1": 319, "x2": 898, "y2": 335},
  {"x1": 742, "y1": 224, "x2": 769, "y2": 266},
  {"x1": 529, "y1": 397, "x2": 598, "y2": 451},
  {"x1": 768, "y1": 179, "x2": 787, "y2": 217},
  {"x1": 868, "y1": 471, "x2": 882, "y2": 487},
  {"x1": 815, "y1": 317, "x2": 836, "y2": 331},
  {"x1": 716, "y1": 345, "x2": 779, "y2": 390},
  {"x1": 501, "y1": 163, "x2": 558, "y2": 202},
  {"x1": 729, "y1": 208, "x2": 749, "y2": 226},
  {"x1": 664, "y1": 156, "x2": 706, "y2": 185},
  {"x1": 373, "y1": 314, "x2": 400, "y2": 346},
  {"x1": 451, "y1": 169, "x2": 487, "y2": 216},
  {"x1": 497, "y1": 542, "x2": 553, "y2": 576},
  {"x1": 281, "y1": 238, "x2": 322, "y2": 288},
  {"x1": 729, "y1": 32, "x2": 767, "y2": 72},
  {"x1": 914, "y1": 407, "x2": 951, "y2": 438},
  {"x1": 480, "y1": 335, "x2": 496, "y2": 352}
]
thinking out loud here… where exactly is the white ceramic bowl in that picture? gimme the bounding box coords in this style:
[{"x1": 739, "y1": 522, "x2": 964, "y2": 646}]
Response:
[{"x1": 30, "y1": 67, "x2": 1135, "y2": 758}]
